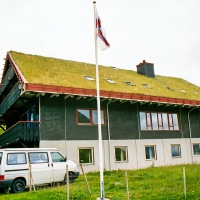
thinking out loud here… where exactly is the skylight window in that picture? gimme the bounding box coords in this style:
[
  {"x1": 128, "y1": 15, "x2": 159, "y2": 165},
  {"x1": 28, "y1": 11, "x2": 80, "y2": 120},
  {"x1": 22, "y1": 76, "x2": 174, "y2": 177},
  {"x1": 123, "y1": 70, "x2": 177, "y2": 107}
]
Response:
[
  {"x1": 84, "y1": 76, "x2": 95, "y2": 81},
  {"x1": 166, "y1": 86, "x2": 174, "y2": 91},
  {"x1": 109, "y1": 66, "x2": 117, "y2": 69},
  {"x1": 143, "y1": 84, "x2": 152, "y2": 88},
  {"x1": 106, "y1": 79, "x2": 116, "y2": 84},
  {"x1": 124, "y1": 81, "x2": 136, "y2": 86},
  {"x1": 179, "y1": 89, "x2": 186, "y2": 93}
]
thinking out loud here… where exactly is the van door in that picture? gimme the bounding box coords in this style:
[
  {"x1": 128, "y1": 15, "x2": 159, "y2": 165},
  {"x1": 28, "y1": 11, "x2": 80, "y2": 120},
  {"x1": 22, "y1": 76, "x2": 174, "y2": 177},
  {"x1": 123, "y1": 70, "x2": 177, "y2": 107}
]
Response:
[
  {"x1": 50, "y1": 152, "x2": 67, "y2": 182},
  {"x1": 5, "y1": 152, "x2": 29, "y2": 182},
  {"x1": 28, "y1": 152, "x2": 53, "y2": 185}
]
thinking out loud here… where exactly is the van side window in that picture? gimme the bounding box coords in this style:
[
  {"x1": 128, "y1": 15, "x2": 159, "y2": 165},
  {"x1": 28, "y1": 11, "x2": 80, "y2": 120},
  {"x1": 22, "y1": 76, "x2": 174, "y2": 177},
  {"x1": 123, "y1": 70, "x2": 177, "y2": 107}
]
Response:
[
  {"x1": 28, "y1": 152, "x2": 49, "y2": 164},
  {"x1": 50, "y1": 152, "x2": 66, "y2": 162},
  {"x1": 0, "y1": 153, "x2": 2, "y2": 165},
  {"x1": 7, "y1": 153, "x2": 26, "y2": 165}
]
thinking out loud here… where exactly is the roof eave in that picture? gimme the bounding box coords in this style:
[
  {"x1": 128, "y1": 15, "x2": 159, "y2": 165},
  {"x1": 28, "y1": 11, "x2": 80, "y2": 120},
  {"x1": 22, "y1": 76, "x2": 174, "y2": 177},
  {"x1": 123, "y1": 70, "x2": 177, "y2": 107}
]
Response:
[{"x1": 24, "y1": 83, "x2": 200, "y2": 107}]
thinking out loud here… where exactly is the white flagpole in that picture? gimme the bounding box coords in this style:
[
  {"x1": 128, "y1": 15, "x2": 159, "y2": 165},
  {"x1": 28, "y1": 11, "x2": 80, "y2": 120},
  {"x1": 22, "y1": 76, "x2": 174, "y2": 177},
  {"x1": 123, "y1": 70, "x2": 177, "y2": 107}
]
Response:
[{"x1": 93, "y1": 1, "x2": 105, "y2": 199}]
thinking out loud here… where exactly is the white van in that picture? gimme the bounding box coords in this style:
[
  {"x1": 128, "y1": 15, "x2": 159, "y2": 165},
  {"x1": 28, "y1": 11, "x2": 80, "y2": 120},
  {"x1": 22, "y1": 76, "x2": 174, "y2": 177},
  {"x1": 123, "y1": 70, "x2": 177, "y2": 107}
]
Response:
[{"x1": 0, "y1": 148, "x2": 79, "y2": 193}]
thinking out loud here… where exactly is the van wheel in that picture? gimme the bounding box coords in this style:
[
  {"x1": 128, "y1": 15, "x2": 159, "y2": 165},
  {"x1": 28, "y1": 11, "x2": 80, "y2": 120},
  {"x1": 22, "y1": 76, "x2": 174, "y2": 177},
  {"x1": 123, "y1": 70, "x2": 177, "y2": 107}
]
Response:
[
  {"x1": 64, "y1": 172, "x2": 74, "y2": 184},
  {"x1": 11, "y1": 179, "x2": 25, "y2": 193},
  {"x1": 69, "y1": 172, "x2": 74, "y2": 182}
]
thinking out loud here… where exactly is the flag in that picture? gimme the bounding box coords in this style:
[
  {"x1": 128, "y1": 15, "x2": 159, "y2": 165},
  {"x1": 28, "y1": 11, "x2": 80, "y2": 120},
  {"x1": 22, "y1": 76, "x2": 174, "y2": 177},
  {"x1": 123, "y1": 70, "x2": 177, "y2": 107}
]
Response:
[{"x1": 95, "y1": 8, "x2": 110, "y2": 51}]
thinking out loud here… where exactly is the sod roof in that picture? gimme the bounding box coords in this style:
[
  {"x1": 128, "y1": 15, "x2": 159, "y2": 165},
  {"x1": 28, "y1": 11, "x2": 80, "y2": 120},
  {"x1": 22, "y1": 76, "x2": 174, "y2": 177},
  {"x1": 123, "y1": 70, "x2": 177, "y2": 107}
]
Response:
[{"x1": 8, "y1": 50, "x2": 200, "y2": 101}]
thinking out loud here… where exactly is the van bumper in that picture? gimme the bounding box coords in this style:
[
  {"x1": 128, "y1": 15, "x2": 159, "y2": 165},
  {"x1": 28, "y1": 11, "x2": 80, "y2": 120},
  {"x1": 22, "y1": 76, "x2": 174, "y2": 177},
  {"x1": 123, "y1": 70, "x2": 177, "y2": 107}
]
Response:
[
  {"x1": 0, "y1": 179, "x2": 13, "y2": 189},
  {"x1": 73, "y1": 171, "x2": 79, "y2": 179},
  {"x1": 69, "y1": 171, "x2": 79, "y2": 180}
]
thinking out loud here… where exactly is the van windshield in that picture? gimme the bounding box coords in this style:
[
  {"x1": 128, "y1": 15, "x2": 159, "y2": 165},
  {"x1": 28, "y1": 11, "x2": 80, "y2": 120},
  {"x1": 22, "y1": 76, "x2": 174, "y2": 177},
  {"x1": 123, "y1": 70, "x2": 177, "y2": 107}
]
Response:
[{"x1": 0, "y1": 153, "x2": 2, "y2": 165}]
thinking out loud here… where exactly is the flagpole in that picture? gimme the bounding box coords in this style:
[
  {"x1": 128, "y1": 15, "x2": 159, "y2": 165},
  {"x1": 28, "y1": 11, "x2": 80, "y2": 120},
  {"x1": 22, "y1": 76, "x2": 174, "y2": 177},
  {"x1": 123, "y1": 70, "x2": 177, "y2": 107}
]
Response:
[{"x1": 93, "y1": 1, "x2": 105, "y2": 200}]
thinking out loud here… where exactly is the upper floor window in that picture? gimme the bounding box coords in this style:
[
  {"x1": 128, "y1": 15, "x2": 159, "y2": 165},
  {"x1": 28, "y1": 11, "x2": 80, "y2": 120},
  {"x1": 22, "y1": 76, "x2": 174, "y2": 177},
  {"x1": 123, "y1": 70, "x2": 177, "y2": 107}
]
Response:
[
  {"x1": 77, "y1": 109, "x2": 105, "y2": 125},
  {"x1": 139, "y1": 112, "x2": 179, "y2": 131}
]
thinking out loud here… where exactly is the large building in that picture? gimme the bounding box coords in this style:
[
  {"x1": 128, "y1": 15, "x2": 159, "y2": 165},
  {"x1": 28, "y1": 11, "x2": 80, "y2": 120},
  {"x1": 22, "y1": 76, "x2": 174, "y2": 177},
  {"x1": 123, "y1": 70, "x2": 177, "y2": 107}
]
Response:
[{"x1": 0, "y1": 51, "x2": 200, "y2": 172}]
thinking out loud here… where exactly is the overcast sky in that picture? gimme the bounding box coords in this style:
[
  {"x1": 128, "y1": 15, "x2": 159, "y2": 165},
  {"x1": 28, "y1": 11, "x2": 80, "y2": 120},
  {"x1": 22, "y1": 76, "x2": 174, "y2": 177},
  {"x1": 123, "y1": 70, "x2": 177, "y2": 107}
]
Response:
[{"x1": 0, "y1": 0, "x2": 200, "y2": 86}]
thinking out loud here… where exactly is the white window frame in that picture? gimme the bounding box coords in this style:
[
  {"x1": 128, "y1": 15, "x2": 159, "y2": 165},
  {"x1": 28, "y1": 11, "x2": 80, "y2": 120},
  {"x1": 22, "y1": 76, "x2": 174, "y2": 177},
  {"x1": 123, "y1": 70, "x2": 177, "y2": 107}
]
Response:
[
  {"x1": 78, "y1": 148, "x2": 94, "y2": 165},
  {"x1": 193, "y1": 143, "x2": 200, "y2": 156},
  {"x1": 114, "y1": 146, "x2": 128, "y2": 163},
  {"x1": 171, "y1": 144, "x2": 181, "y2": 158},
  {"x1": 145, "y1": 145, "x2": 157, "y2": 160}
]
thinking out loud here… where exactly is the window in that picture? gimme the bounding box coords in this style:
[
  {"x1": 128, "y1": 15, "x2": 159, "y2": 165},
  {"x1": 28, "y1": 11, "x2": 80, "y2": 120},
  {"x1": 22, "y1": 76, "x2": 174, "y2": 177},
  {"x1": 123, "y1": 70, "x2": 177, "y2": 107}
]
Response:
[
  {"x1": 28, "y1": 152, "x2": 49, "y2": 164},
  {"x1": 0, "y1": 153, "x2": 2, "y2": 165},
  {"x1": 171, "y1": 144, "x2": 181, "y2": 157},
  {"x1": 79, "y1": 148, "x2": 94, "y2": 164},
  {"x1": 106, "y1": 79, "x2": 116, "y2": 84},
  {"x1": 77, "y1": 109, "x2": 105, "y2": 125},
  {"x1": 139, "y1": 112, "x2": 179, "y2": 131},
  {"x1": 50, "y1": 152, "x2": 66, "y2": 162},
  {"x1": 7, "y1": 153, "x2": 26, "y2": 165},
  {"x1": 145, "y1": 146, "x2": 156, "y2": 160},
  {"x1": 115, "y1": 147, "x2": 128, "y2": 162},
  {"x1": 84, "y1": 76, "x2": 95, "y2": 81},
  {"x1": 193, "y1": 144, "x2": 200, "y2": 156}
]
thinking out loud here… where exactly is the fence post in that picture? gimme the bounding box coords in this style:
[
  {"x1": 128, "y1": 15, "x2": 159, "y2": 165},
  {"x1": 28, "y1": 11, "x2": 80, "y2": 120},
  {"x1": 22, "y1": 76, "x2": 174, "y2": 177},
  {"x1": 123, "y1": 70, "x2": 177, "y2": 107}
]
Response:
[
  {"x1": 66, "y1": 164, "x2": 69, "y2": 200},
  {"x1": 125, "y1": 171, "x2": 129, "y2": 200},
  {"x1": 29, "y1": 163, "x2": 35, "y2": 192},
  {"x1": 80, "y1": 164, "x2": 92, "y2": 196},
  {"x1": 183, "y1": 167, "x2": 186, "y2": 199},
  {"x1": 29, "y1": 163, "x2": 32, "y2": 192}
]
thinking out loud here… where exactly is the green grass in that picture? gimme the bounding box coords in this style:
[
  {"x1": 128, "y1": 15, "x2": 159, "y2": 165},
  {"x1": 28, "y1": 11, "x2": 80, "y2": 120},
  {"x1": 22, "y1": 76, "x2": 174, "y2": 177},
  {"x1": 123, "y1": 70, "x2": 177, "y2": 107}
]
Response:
[
  {"x1": 1, "y1": 164, "x2": 200, "y2": 199},
  {"x1": 8, "y1": 51, "x2": 200, "y2": 101}
]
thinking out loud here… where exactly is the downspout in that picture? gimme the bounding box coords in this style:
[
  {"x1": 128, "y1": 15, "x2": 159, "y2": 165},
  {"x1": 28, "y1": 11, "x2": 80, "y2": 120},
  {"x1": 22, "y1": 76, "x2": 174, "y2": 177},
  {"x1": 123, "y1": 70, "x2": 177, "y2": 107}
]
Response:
[
  {"x1": 188, "y1": 107, "x2": 198, "y2": 164},
  {"x1": 135, "y1": 103, "x2": 140, "y2": 169},
  {"x1": 106, "y1": 100, "x2": 112, "y2": 171},
  {"x1": 64, "y1": 99, "x2": 67, "y2": 156},
  {"x1": 39, "y1": 95, "x2": 41, "y2": 147}
]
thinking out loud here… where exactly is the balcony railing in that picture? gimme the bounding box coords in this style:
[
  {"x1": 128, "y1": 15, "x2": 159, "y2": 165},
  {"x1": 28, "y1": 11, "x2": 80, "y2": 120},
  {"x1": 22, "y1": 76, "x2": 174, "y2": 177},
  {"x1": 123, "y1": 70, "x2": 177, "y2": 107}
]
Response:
[
  {"x1": 0, "y1": 82, "x2": 21, "y2": 116},
  {"x1": 0, "y1": 66, "x2": 15, "y2": 95},
  {"x1": 0, "y1": 121, "x2": 40, "y2": 147}
]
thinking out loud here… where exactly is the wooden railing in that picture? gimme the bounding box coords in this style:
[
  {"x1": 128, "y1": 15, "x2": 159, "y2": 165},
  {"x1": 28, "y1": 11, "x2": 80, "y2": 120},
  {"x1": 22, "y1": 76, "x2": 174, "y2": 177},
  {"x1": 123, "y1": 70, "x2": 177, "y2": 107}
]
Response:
[
  {"x1": 0, "y1": 82, "x2": 21, "y2": 116},
  {"x1": 0, "y1": 121, "x2": 40, "y2": 147}
]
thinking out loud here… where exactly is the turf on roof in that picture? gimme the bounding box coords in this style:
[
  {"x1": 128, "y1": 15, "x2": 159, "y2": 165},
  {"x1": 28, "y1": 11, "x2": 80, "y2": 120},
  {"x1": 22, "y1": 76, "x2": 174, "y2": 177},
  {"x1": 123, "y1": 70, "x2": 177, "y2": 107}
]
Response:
[{"x1": 9, "y1": 50, "x2": 200, "y2": 101}]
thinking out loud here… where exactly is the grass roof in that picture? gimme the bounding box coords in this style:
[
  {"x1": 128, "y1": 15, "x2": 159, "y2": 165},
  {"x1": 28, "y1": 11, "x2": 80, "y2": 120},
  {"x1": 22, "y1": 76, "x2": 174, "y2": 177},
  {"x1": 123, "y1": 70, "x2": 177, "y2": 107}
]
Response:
[{"x1": 9, "y1": 50, "x2": 200, "y2": 101}]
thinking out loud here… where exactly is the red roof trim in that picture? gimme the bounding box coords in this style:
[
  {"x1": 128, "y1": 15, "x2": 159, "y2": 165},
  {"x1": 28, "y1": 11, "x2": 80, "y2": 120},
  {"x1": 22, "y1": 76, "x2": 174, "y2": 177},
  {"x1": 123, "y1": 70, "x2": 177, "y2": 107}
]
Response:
[{"x1": 25, "y1": 83, "x2": 200, "y2": 106}]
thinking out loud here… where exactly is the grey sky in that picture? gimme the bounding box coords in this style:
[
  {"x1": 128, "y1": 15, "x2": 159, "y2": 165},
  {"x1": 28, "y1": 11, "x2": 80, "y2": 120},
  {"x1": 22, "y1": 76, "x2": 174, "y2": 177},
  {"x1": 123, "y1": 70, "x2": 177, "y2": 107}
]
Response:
[{"x1": 0, "y1": 0, "x2": 200, "y2": 86}]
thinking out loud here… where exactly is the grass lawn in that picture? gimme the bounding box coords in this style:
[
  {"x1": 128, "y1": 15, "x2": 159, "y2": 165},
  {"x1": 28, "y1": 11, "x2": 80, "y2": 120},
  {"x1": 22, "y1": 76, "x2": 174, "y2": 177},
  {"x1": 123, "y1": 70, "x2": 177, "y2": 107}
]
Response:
[{"x1": 0, "y1": 164, "x2": 200, "y2": 199}]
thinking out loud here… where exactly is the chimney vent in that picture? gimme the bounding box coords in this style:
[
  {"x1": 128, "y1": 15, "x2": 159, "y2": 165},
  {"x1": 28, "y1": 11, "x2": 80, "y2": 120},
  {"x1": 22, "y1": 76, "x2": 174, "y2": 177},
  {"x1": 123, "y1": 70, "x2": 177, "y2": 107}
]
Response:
[{"x1": 136, "y1": 60, "x2": 155, "y2": 78}]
